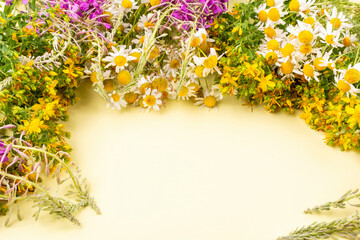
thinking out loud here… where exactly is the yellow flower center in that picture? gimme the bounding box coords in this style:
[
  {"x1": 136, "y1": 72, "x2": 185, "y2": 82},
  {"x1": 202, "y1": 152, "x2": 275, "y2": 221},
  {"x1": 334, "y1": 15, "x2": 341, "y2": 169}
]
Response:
[
  {"x1": 203, "y1": 96, "x2": 217, "y2": 108},
  {"x1": 144, "y1": 21, "x2": 154, "y2": 28},
  {"x1": 280, "y1": 43, "x2": 294, "y2": 57},
  {"x1": 145, "y1": 95, "x2": 156, "y2": 106},
  {"x1": 258, "y1": 10, "x2": 268, "y2": 22},
  {"x1": 298, "y1": 30, "x2": 313, "y2": 44},
  {"x1": 314, "y1": 58, "x2": 326, "y2": 71},
  {"x1": 267, "y1": 0, "x2": 275, "y2": 7},
  {"x1": 300, "y1": 44, "x2": 312, "y2": 54},
  {"x1": 178, "y1": 86, "x2": 189, "y2": 97},
  {"x1": 344, "y1": 68, "x2": 360, "y2": 84},
  {"x1": 188, "y1": 83, "x2": 200, "y2": 92},
  {"x1": 328, "y1": 62, "x2": 335, "y2": 70},
  {"x1": 203, "y1": 55, "x2": 218, "y2": 69},
  {"x1": 118, "y1": 25, "x2": 125, "y2": 33},
  {"x1": 267, "y1": 39, "x2": 280, "y2": 50},
  {"x1": 281, "y1": 61, "x2": 294, "y2": 75},
  {"x1": 303, "y1": 64, "x2": 314, "y2": 77},
  {"x1": 122, "y1": 0, "x2": 133, "y2": 9},
  {"x1": 114, "y1": 55, "x2": 127, "y2": 67},
  {"x1": 103, "y1": 80, "x2": 114, "y2": 92},
  {"x1": 304, "y1": 17, "x2": 315, "y2": 25},
  {"x1": 152, "y1": 78, "x2": 168, "y2": 92},
  {"x1": 169, "y1": 59, "x2": 180, "y2": 69},
  {"x1": 117, "y1": 70, "x2": 132, "y2": 85},
  {"x1": 103, "y1": 11, "x2": 112, "y2": 23},
  {"x1": 195, "y1": 66, "x2": 205, "y2": 77},
  {"x1": 337, "y1": 80, "x2": 350, "y2": 92},
  {"x1": 265, "y1": 51, "x2": 278, "y2": 64},
  {"x1": 140, "y1": 82, "x2": 152, "y2": 94},
  {"x1": 330, "y1": 18, "x2": 341, "y2": 29},
  {"x1": 112, "y1": 93, "x2": 121, "y2": 102},
  {"x1": 325, "y1": 35, "x2": 335, "y2": 45},
  {"x1": 150, "y1": 0, "x2": 161, "y2": 6},
  {"x1": 130, "y1": 52, "x2": 141, "y2": 63},
  {"x1": 268, "y1": 8, "x2": 280, "y2": 21},
  {"x1": 202, "y1": 33, "x2": 207, "y2": 42},
  {"x1": 343, "y1": 37, "x2": 351, "y2": 47},
  {"x1": 264, "y1": 26, "x2": 276, "y2": 38},
  {"x1": 289, "y1": 0, "x2": 300, "y2": 11},
  {"x1": 190, "y1": 37, "x2": 201, "y2": 47},
  {"x1": 90, "y1": 72, "x2": 98, "y2": 83},
  {"x1": 149, "y1": 46, "x2": 160, "y2": 60},
  {"x1": 124, "y1": 92, "x2": 138, "y2": 104},
  {"x1": 139, "y1": 35, "x2": 145, "y2": 44}
]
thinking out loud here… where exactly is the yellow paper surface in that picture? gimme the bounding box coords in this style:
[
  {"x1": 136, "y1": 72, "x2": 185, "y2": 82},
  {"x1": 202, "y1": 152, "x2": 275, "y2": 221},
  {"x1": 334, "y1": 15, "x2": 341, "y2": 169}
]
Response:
[{"x1": 1, "y1": 1, "x2": 360, "y2": 240}]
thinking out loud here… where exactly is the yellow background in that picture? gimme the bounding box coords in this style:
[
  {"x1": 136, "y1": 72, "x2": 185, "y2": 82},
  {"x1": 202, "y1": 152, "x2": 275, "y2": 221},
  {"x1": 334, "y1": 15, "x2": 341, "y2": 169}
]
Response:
[{"x1": 2, "y1": 1, "x2": 360, "y2": 239}]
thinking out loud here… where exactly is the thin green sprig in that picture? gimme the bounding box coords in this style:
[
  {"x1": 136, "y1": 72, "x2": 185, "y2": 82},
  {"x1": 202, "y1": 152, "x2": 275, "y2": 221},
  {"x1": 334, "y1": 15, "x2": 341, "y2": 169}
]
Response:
[
  {"x1": 305, "y1": 189, "x2": 360, "y2": 214},
  {"x1": 278, "y1": 213, "x2": 360, "y2": 240}
]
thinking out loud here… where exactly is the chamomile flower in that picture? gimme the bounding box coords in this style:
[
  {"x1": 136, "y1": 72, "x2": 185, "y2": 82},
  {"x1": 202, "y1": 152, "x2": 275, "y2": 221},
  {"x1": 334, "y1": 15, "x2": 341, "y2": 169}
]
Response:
[
  {"x1": 302, "y1": 14, "x2": 322, "y2": 30},
  {"x1": 259, "y1": 49, "x2": 281, "y2": 65},
  {"x1": 118, "y1": 22, "x2": 132, "y2": 34},
  {"x1": 107, "y1": 91, "x2": 127, "y2": 110},
  {"x1": 137, "y1": 13, "x2": 156, "y2": 30},
  {"x1": 136, "y1": 75, "x2": 152, "y2": 94},
  {"x1": 129, "y1": 48, "x2": 142, "y2": 64},
  {"x1": 150, "y1": 71, "x2": 169, "y2": 92},
  {"x1": 295, "y1": 40, "x2": 318, "y2": 58},
  {"x1": 163, "y1": 56, "x2": 181, "y2": 77},
  {"x1": 103, "y1": 46, "x2": 136, "y2": 73},
  {"x1": 117, "y1": 0, "x2": 138, "y2": 13},
  {"x1": 188, "y1": 28, "x2": 213, "y2": 48},
  {"x1": 148, "y1": 45, "x2": 161, "y2": 62},
  {"x1": 83, "y1": 67, "x2": 113, "y2": 84},
  {"x1": 341, "y1": 31, "x2": 358, "y2": 48},
  {"x1": 312, "y1": 50, "x2": 334, "y2": 71},
  {"x1": 277, "y1": 56, "x2": 297, "y2": 78},
  {"x1": 295, "y1": 61, "x2": 320, "y2": 81},
  {"x1": 319, "y1": 22, "x2": 342, "y2": 47},
  {"x1": 266, "y1": 6, "x2": 286, "y2": 26},
  {"x1": 286, "y1": 21, "x2": 319, "y2": 45},
  {"x1": 173, "y1": 81, "x2": 196, "y2": 100},
  {"x1": 262, "y1": 26, "x2": 286, "y2": 39},
  {"x1": 279, "y1": 40, "x2": 296, "y2": 58},
  {"x1": 132, "y1": 34, "x2": 146, "y2": 45},
  {"x1": 260, "y1": 36, "x2": 283, "y2": 51},
  {"x1": 298, "y1": 0, "x2": 316, "y2": 17},
  {"x1": 335, "y1": 72, "x2": 360, "y2": 96},
  {"x1": 325, "y1": 7, "x2": 353, "y2": 30},
  {"x1": 255, "y1": 3, "x2": 268, "y2": 26},
  {"x1": 266, "y1": 0, "x2": 285, "y2": 7},
  {"x1": 341, "y1": 63, "x2": 360, "y2": 84},
  {"x1": 195, "y1": 86, "x2": 223, "y2": 110},
  {"x1": 193, "y1": 48, "x2": 222, "y2": 77},
  {"x1": 141, "y1": 88, "x2": 162, "y2": 111}
]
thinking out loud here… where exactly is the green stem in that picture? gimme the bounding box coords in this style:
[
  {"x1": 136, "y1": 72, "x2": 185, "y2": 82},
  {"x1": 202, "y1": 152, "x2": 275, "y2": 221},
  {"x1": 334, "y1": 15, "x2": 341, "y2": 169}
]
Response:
[
  {"x1": 0, "y1": 170, "x2": 80, "y2": 225},
  {"x1": 354, "y1": 46, "x2": 360, "y2": 63},
  {"x1": 11, "y1": 145, "x2": 82, "y2": 195},
  {"x1": 121, "y1": 6, "x2": 179, "y2": 94},
  {"x1": 177, "y1": 23, "x2": 197, "y2": 92}
]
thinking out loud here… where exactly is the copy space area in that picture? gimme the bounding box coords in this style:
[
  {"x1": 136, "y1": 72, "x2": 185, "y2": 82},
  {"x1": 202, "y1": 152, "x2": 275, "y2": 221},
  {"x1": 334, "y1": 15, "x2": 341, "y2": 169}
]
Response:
[{"x1": 1, "y1": 80, "x2": 359, "y2": 240}]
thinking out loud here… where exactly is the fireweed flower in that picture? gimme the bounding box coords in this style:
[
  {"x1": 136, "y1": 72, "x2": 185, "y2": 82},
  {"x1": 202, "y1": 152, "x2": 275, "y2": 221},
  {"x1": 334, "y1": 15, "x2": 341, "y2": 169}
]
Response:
[
  {"x1": 49, "y1": 0, "x2": 112, "y2": 28},
  {"x1": 0, "y1": 137, "x2": 9, "y2": 163},
  {"x1": 161, "y1": 0, "x2": 228, "y2": 30}
]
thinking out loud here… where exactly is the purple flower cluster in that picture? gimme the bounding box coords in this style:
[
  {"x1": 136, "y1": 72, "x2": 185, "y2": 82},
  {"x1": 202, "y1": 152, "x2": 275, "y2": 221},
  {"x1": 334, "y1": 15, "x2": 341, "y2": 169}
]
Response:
[
  {"x1": 49, "y1": 0, "x2": 111, "y2": 28},
  {"x1": 161, "y1": 0, "x2": 228, "y2": 30},
  {"x1": 0, "y1": 139, "x2": 9, "y2": 163},
  {"x1": 5, "y1": 0, "x2": 28, "y2": 6}
]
